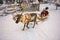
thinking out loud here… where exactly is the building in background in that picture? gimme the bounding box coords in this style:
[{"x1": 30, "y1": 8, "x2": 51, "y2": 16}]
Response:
[
  {"x1": 1, "y1": 0, "x2": 60, "y2": 4},
  {"x1": 3, "y1": 0, "x2": 39, "y2": 4},
  {"x1": 47, "y1": 0, "x2": 60, "y2": 3},
  {"x1": 2, "y1": 0, "x2": 15, "y2": 4}
]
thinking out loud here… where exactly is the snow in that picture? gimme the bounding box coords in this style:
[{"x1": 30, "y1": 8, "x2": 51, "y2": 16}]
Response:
[{"x1": 0, "y1": 4, "x2": 60, "y2": 40}]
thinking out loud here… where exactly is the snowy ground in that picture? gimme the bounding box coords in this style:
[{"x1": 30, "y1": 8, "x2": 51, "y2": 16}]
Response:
[{"x1": 0, "y1": 4, "x2": 60, "y2": 40}]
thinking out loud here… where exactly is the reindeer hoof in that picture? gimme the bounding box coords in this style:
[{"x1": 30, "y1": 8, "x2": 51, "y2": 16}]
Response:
[
  {"x1": 32, "y1": 27, "x2": 34, "y2": 28},
  {"x1": 36, "y1": 22, "x2": 38, "y2": 25},
  {"x1": 27, "y1": 27, "x2": 29, "y2": 29},
  {"x1": 22, "y1": 29, "x2": 24, "y2": 31}
]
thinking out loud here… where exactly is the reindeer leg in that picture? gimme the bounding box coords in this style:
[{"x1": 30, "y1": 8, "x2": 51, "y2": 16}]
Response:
[
  {"x1": 26, "y1": 22, "x2": 29, "y2": 29},
  {"x1": 22, "y1": 24, "x2": 26, "y2": 31},
  {"x1": 32, "y1": 19, "x2": 36, "y2": 28},
  {"x1": 32, "y1": 15, "x2": 37, "y2": 28},
  {"x1": 32, "y1": 21, "x2": 35, "y2": 28}
]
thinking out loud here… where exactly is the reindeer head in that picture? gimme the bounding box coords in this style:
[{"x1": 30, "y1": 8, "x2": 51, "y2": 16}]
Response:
[
  {"x1": 12, "y1": 14, "x2": 22, "y2": 23},
  {"x1": 15, "y1": 14, "x2": 22, "y2": 23}
]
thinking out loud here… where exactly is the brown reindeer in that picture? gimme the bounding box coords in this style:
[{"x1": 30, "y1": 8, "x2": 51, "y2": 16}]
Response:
[{"x1": 12, "y1": 13, "x2": 37, "y2": 31}]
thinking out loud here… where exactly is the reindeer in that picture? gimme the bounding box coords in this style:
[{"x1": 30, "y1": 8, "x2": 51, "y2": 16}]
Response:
[{"x1": 12, "y1": 13, "x2": 38, "y2": 31}]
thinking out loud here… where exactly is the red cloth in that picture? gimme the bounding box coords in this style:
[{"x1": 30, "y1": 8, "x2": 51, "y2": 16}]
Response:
[{"x1": 41, "y1": 10, "x2": 49, "y2": 16}]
